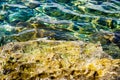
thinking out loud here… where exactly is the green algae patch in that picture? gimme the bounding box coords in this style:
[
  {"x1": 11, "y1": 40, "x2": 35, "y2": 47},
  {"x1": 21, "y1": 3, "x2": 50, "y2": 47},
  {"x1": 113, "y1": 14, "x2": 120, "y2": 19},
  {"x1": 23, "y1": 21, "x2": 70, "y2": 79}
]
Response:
[{"x1": 0, "y1": 39, "x2": 119, "y2": 80}]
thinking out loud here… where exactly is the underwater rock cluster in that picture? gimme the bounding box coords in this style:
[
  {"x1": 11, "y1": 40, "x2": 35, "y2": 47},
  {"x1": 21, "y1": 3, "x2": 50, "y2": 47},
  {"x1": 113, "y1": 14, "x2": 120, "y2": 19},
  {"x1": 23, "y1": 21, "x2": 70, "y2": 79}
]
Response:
[{"x1": 0, "y1": 39, "x2": 119, "y2": 80}]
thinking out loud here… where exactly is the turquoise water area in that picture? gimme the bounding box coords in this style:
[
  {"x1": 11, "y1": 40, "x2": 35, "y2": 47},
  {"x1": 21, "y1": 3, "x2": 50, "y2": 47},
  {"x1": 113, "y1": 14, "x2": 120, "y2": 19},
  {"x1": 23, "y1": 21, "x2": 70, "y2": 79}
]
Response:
[{"x1": 0, "y1": 0, "x2": 120, "y2": 58}]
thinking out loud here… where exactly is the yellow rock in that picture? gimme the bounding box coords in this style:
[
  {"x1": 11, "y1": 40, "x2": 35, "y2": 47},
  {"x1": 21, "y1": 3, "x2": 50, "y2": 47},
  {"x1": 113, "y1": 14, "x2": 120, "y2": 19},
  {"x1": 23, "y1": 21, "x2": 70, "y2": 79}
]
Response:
[{"x1": 0, "y1": 39, "x2": 119, "y2": 80}]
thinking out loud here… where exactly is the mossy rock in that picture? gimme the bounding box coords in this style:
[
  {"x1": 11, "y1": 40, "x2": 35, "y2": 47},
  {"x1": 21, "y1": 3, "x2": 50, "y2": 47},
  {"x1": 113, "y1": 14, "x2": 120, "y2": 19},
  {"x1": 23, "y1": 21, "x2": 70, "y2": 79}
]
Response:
[{"x1": 0, "y1": 39, "x2": 119, "y2": 80}]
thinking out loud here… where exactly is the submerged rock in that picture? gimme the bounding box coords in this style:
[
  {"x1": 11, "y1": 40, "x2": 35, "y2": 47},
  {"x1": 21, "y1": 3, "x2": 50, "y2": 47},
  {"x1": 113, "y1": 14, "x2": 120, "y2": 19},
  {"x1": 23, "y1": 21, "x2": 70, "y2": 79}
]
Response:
[
  {"x1": 10, "y1": 28, "x2": 79, "y2": 41},
  {"x1": 0, "y1": 39, "x2": 119, "y2": 80},
  {"x1": 90, "y1": 29, "x2": 120, "y2": 59}
]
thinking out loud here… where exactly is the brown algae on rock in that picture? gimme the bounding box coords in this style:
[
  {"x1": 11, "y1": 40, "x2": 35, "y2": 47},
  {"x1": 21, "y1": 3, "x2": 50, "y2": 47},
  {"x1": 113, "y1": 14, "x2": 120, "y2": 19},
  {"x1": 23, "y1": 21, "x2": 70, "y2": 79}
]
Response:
[{"x1": 0, "y1": 39, "x2": 119, "y2": 80}]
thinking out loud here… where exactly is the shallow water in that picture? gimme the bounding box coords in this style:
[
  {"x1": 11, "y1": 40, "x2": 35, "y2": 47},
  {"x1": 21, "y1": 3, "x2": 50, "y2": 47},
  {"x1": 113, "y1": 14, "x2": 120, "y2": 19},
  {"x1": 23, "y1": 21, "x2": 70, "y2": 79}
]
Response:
[{"x1": 0, "y1": 0, "x2": 120, "y2": 58}]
